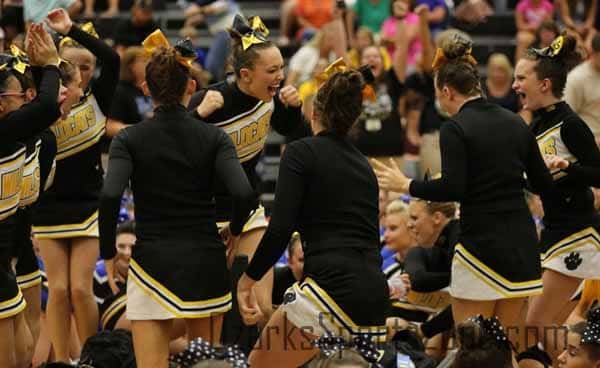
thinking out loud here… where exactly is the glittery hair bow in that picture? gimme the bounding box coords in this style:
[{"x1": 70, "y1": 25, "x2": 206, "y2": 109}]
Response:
[
  {"x1": 581, "y1": 308, "x2": 600, "y2": 345},
  {"x1": 230, "y1": 14, "x2": 270, "y2": 51},
  {"x1": 8, "y1": 45, "x2": 29, "y2": 74},
  {"x1": 466, "y1": 315, "x2": 511, "y2": 351},
  {"x1": 316, "y1": 58, "x2": 377, "y2": 102},
  {"x1": 432, "y1": 35, "x2": 478, "y2": 71},
  {"x1": 314, "y1": 334, "x2": 384, "y2": 367},
  {"x1": 59, "y1": 22, "x2": 98, "y2": 48},
  {"x1": 169, "y1": 338, "x2": 248, "y2": 368},
  {"x1": 142, "y1": 29, "x2": 197, "y2": 69},
  {"x1": 531, "y1": 35, "x2": 564, "y2": 59}
]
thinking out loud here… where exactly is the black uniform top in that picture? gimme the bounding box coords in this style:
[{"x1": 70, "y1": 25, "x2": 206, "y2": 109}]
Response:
[
  {"x1": 272, "y1": 265, "x2": 296, "y2": 306},
  {"x1": 188, "y1": 80, "x2": 304, "y2": 221},
  {"x1": 530, "y1": 101, "x2": 600, "y2": 230},
  {"x1": 409, "y1": 98, "x2": 554, "y2": 216},
  {"x1": 99, "y1": 104, "x2": 256, "y2": 260},
  {"x1": 404, "y1": 219, "x2": 459, "y2": 292},
  {"x1": 0, "y1": 66, "x2": 61, "y2": 249},
  {"x1": 46, "y1": 25, "x2": 119, "y2": 202},
  {"x1": 108, "y1": 80, "x2": 153, "y2": 126},
  {"x1": 245, "y1": 131, "x2": 380, "y2": 281}
]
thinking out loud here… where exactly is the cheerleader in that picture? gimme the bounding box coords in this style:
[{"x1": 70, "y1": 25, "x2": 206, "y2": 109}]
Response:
[
  {"x1": 237, "y1": 65, "x2": 388, "y2": 367},
  {"x1": 372, "y1": 34, "x2": 555, "y2": 332},
  {"x1": 513, "y1": 33, "x2": 600, "y2": 363},
  {"x1": 99, "y1": 31, "x2": 255, "y2": 368},
  {"x1": 30, "y1": 8, "x2": 119, "y2": 362},
  {"x1": 0, "y1": 24, "x2": 63, "y2": 368},
  {"x1": 188, "y1": 14, "x2": 303, "y2": 322}
]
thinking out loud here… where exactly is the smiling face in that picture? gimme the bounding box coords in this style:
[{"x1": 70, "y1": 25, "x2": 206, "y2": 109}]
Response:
[
  {"x1": 384, "y1": 213, "x2": 414, "y2": 252},
  {"x1": 239, "y1": 46, "x2": 285, "y2": 102},
  {"x1": 513, "y1": 58, "x2": 546, "y2": 111},
  {"x1": 361, "y1": 46, "x2": 384, "y2": 79},
  {"x1": 61, "y1": 47, "x2": 96, "y2": 91},
  {"x1": 408, "y1": 201, "x2": 440, "y2": 246}
]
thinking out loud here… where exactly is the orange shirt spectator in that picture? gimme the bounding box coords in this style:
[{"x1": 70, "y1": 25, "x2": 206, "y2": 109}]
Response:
[{"x1": 295, "y1": 0, "x2": 335, "y2": 30}]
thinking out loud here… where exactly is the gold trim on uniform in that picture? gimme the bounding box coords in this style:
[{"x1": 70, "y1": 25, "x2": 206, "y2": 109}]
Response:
[
  {"x1": 128, "y1": 259, "x2": 232, "y2": 318},
  {"x1": 0, "y1": 289, "x2": 27, "y2": 320},
  {"x1": 541, "y1": 227, "x2": 600, "y2": 279},
  {"x1": 32, "y1": 210, "x2": 99, "y2": 239},
  {"x1": 44, "y1": 160, "x2": 56, "y2": 191},
  {"x1": 536, "y1": 121, "x2": 577, "y2": 181},
  {"x1": 0, "y1": 145, "x2": 26, "y2": 221},
  {"x1": 101, "y1": 294, "x2": 127, "y2": 330},
  {"x1": 19, "y1": 139, "x2": 41, "y2": 207},
  {"x1": 50, "y1": 94, "x2": 107, "y2": 161},
  {"x1": 292, "y1": 277, "x2": 387, "y2": 342},
  {"x1": 217, "y1": 205, "x2": 268, "y2": 233},
  {"x1": 451, "y1": 244, "x2": 543, "y2": 300},
  {"x1": 215, "y1": 100, "x2": 274, "y2": 164},
  {"x1": 16, "y1": 270, "x2": 43, "y2": 290}
]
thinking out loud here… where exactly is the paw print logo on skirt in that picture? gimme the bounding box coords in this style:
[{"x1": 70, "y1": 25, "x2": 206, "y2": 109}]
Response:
[
  {"x1": 283, "y1": 291, "x2": 296, "y2": 304},
  {"x1": 564, "y1": 252, "x2": 583, "y2": 271}
]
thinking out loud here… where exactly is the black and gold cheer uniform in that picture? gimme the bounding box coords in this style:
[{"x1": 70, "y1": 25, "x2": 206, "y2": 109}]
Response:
[
  {"x1": 531, "y1": 102, "x2": 600, "y2": 279},
  {"x1": 0, "y1": 65, "x2": 61, "y2": 319},
  {"x1": 408, "y1": 98, "x2": 555, "y2": 300},
  {"x1": 99, "y1": 104, "x2": 255, "y2": 319},
  {"x1": 245, "y1": 131, "x2": 388, "y2": 342},
  {"x1": 188, "y1": 81, "x2": 303, "y2": 228},
  {"x1": 32, "y1": 25, "x2": 119, "y2": 239}
]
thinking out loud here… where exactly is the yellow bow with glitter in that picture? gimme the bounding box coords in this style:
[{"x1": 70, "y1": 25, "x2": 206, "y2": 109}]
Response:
[
  {"x1": 142, "y1": 29, "x2": 196, "y2": 69},
  {"x1": 315, "y1": 58, "x2": 348, "y2": 86},
  {"x1": 231, "y1": 15, "x2": 270, "y2": 51},
  {"x1": 59, "y1": 22, "x2": 99, "y2": 48},
  {"x1": 532, "y1": 35, "x2": 565, "y2": 59},
  {"x1": 8, "y1": 45, "x2": 29, "y2": 74}
]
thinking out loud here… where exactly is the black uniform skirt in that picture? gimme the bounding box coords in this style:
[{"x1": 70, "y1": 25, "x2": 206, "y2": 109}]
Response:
[
  {"x1": 280, "y1": 248, "x2": 388, "y2": 343},
  {"x1": 100, "y1": 288, "x2": 127, "y2": 331},
  {"x1": 31, "y1": 193, "x2": 98, "y2": 240},
  {"x1": 14, "y1": 210, "x2": 42, "y2": 290},
  {"x1": 450, "y1": 210, "x2": 543, "y2": 300},
  {"x1": 540, "y1": 225, "x2": 600, "y2": 280},
  {"x1": 0, "y1": 248, "x2": 26, "y2": 320},
  {"x1": 126, "y1": 237, "x2": 232, "y2": 320}
]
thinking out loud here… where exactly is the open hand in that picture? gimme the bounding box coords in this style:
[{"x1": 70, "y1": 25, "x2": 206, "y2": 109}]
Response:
[
  {"x1": 46, "y1": 8, "x2": 74, "y2": 35},
  {"x1": 371, "y1": 158, "x2": 412, "y2": 193}
]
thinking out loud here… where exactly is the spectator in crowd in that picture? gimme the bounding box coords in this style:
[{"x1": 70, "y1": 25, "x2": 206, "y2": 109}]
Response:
[
  {"x1": 294, "y1": 0, "x2": 335, "y2": 41},
  {"x1": 515, "y1": 0, "x2": 554, "y2": 62},
  {"x1": 83, "y1": 0, "x2": 119, "y2": 18},
  {"x1": 482, "y1": 53, "x2": 520, "y2": 113},
  {"x1": 113, "y1": 0, "x2": 158, "y2": 56},
  {"x1": 278, "y1": 0, "x2": 298, "y2": 46},
  {"x1": 180, "y1": 0, "x2": 241, "y2": 81},
  {"x1": 381, "y1": 0, "x2": 422, "y2": 73},
  {"x1": 565, "y1": 33, "x2": 600, "y2": 143},
  {"x1": 414, "y1": 0, "x2": 447, "y2": 35},
  {"x1": 346, "y1": 0, "x2": 391, "y2": 43},
  {"x1": 106, "y1": 46, "x2": 152, "y2": 138},
  {"x1": 556, "y1": 0, "x2": 598, "y2": 50},
  {"x1": 531, "y1": 20, "x2": 561, "y2": 50},
  {"x1": 346, "y1": 26, "x2": 392, "y2": 70},
  {"x1": 23, "y1": 0, "x2": 82, "y2": 25}
]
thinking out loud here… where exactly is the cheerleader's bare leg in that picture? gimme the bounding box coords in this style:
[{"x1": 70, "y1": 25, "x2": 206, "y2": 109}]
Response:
[
  {"x1": 69, "y1": 237, "x2": 99, "y2": 345},
  {"x1": 249, "y1": 307, "x2": 319, "y2": 368},
  {"x1": 185, "y1": 313, "x2": 224, "y2": 346},
  {"x1": 22, "y1": 284, "x2": 41, "y2": 347},
  {"x1": 0, "y1": 316, "x2": 18, "y2": 368},
  {"x1": 131, "y1": 319, "x2": 173, "y2": 368},
  {"x1": 14, "y1": 311, "x2": 34, "y2": 368}
]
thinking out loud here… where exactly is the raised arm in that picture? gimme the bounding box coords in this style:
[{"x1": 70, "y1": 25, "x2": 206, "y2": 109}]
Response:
[{"x1": 561, "y1": 117, "x2": 600, "y2": 186}]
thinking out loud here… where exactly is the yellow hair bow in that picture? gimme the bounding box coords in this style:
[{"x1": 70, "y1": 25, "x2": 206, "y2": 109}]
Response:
[
  {"x1": 315, "y1": 58, "x2": 377, "y2": 102},
  {"x1": 432, "y1": 46, "x2": 477, "y2": 71},
  {"x1": 315, "y1": 58, "x2": 348, "y2": 86},
  {"x1": 142, "y1": 29, "x2": 197, "y2": 69},
  {"x1": 9, "y1": 45, "x2": 30, "y2": 74},
  {"x1": 59, "y1": 22, "x2": 99, "y2": 48},
  {"x1": 532, "y1": 35, "x2": 564, "y2": 59},
  {"x1": 231, "y1": 15, "x2": 270, "y2": 51}
]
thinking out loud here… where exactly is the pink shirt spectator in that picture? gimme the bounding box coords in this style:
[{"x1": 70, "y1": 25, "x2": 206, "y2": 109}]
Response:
[
  {"x1": 516, "y1": 0, "x2": 554, "y2": 29},
  {"x1": 381, "y1": 13, "x2": 422, "y2": 69}
]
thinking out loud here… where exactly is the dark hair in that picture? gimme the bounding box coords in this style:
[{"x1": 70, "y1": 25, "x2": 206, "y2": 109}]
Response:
[
  {"x1": 0, "y1": 54, "x2": 18, "y2": 93},
  {"x1": 434, "y1": 34, "x2": 481, "y2": 97},
  {"x1": 227, "y1": 32, "x2": 276, "y2": 78},
  {"x1": 314, "y1": 70, "x2": 365, "y2": 136},
  {"x1": 79, "y1": 329, "x2": 136, "y2": 368},
  {"x1": 145, "y1": 47, "x2": 190, "y2": 106},
  {"x1": 572, "y1": 316, "x2": 600, "y2": 361},
  {"x1": 12, "y1": 69, "x2": 34, "y2": 91},
  {"x1": 58, "y1": 59, "x2": 79, "y2": 85},
  {"x1": 116, "y1": 221, "x2": 136, "y2": 236},
  {"x1": 415, "y1": 199, "x2": 456, "y2": 219},
  {"x1": 453, "y1": 320, "x2": 512, "y2": 368},
  {"x1": 524, "y1": 33, "x2": 582, "y2": 98},
  {"x1": 592, "y1": 33, "x2": 600, "y2": 54}
]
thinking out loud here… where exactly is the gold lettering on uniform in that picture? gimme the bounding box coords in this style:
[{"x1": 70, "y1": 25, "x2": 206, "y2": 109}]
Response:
[
  {"x1": 20, "y1": 166, "x2": 40, "y2": 199},
  {"x1": 52, "y1": 105, "x2": 96, "y2": 145},
  {"x1": 541, "y1": 138, "x2": 557, "y2": 155},
  {"x1": 239, "y1": 122, "x2": 258, "y2": 146},
  {"x1": 228, "y1": 131, "x2": 239, "y2": 147},
  {"x1": 1, "y1": 168, "x2": 22, "y2": 199}
]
